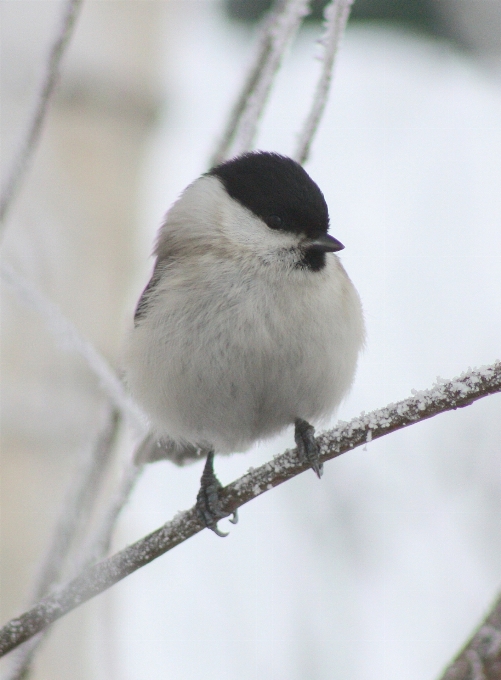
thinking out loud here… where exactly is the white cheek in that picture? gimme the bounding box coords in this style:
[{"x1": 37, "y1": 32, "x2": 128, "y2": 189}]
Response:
[{"x1": 159, "y1": 175, "x2": 300, "y2": 259}]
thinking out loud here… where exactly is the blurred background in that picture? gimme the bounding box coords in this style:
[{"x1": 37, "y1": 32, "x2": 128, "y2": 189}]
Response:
[{"x1": 1, "y1": 1, "x2": 501, "y2": 678}]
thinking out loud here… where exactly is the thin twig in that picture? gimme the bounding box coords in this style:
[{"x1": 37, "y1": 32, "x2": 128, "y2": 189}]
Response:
[
  {"x1": 0, "y1": 0, "x2": 84, "y2": 230},
  {"x1": 210, "y1": 0, "x2": 311, "y2": 166},
  {"x1": 1, "y1": 360, "x2": 500, "y2": 657},
  {"x1": 77, "y1": 443, "x2": 147, "y2": 565},
  {"x1": 439, "y1": 592, "x2": 501, "y2": 680},
  {"x1": 78, "y1": 435, "x2": 203, "y2": 570},
  {"x1": 0, "y1": 262, "x2": 146, "y2": 433},
  {"x1": 3, "y1": 435, "x2": 151, "y2": 679},
  {"x1": 294, "y1": 0, "x2": 354, "y2": 164},
  {"x1": 35, "y1": 410, "x2": 121, "y2": 601},
  {"x1": 4, "y1": 409, "x2": 121, "y2": 680}
]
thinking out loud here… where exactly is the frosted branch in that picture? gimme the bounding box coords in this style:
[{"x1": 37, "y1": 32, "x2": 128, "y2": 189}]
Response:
[
  {"x1": 439, "y1": 592, "x2": 501, "y2": 680},
  {"x1": 0, "y1": 262, "x2": 147, "y2": 433},
  {"x1": 0, "y1": 0, "x2": 83, "y2": 230},
  {"x1": 294, "y1": 0, "x2": 354, "y2": 164},
  {"x1": 1, "y1": 360, "x2": 500, "y2": 657},
  {"x1": 211, "y1": 0, "x2": 311, "y2": 166}
]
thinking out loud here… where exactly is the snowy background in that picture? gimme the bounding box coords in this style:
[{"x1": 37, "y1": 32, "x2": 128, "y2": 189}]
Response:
[{"x1": 2, "y1": 2, "x2": 501, "y2": 679}]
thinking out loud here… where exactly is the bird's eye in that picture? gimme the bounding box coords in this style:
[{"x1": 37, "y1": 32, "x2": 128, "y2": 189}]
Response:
[{"x1": 267, "y1": 215, "x2": 283, "y2": 229}]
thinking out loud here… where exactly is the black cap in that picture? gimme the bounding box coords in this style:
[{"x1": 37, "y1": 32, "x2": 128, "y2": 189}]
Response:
[{"x1": 208, "y1": 152, "x2": 330, "y2": 241}]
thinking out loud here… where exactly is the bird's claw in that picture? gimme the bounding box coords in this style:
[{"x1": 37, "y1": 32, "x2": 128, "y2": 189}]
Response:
[
  {"x1": 196, "y1": 451, "x2": 236, "y2": 536},
  {"x1": 295, "y1": 418, "x2": 323, "y2": 478}
]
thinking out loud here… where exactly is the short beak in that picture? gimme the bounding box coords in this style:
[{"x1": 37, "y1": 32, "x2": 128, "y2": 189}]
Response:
[{"x1": 307, "y1": 234, "x2": 345, "y2": 252}]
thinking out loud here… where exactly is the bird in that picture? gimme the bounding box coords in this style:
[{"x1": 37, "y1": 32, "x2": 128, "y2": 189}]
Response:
[{"x1": 124, "y1": 151, "x2": 364, "y2": 536}]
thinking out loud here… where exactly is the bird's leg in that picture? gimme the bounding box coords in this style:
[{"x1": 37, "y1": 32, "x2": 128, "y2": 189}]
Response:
[
  {"x1": 294, "y1": 418, "x2": 323, "y2": 479},
  {"x1": 196, "y1": 451, "x2": 238, "y2": 537}
]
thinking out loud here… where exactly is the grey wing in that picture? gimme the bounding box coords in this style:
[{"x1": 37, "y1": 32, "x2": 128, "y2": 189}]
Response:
[{"x1": 134, "y1": 260, "x2": 169, "y2": 325}]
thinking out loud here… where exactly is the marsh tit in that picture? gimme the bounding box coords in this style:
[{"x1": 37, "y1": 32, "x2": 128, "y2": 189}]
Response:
[{"x1": 125, "y1": 151, "x2": 364, "y2": 535}]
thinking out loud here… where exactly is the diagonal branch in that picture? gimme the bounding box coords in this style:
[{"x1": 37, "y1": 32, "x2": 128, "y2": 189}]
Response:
[
  {"x1": 0, "y1": 0, "x2": 83, "y2": 230},
  {"x1": 1, "y1": 360, "x2": 500, "y2": 658}
]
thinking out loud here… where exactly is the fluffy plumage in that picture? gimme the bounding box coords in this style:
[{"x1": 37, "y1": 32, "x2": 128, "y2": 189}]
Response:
[{"x1": 125, "y1": 153, "x2": 364, "y2": 460}]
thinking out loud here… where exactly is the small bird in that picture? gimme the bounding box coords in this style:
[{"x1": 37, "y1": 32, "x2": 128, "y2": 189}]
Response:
[{"x1": 125, "y1": 151, "x2": 364, "y2": 535}]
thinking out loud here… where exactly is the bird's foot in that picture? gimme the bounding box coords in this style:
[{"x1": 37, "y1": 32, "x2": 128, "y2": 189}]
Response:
[
  {"x1": 294, "y1": 418, "x2": 323, "y2": 479},
  {"x1": 196, "y1": 451, "x2": 238, "y2": 537}
]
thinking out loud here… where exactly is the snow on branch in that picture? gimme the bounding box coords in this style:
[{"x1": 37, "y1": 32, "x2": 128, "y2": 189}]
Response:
[
  {"x1": 1, "y1": 360, "x2": 500, "y2": 657},
  {"x1": 0, "y1": 261, "x2": 147, "y2": 433},
  {"x1": 294, "y1": 0, "x2": 354, "y2": 164},
  {"x1": 0, "y1": 0, "x2": 83, "y2": 230},
  {"x1": 211, "y1": 0, "x2": 311, "y2": 166}
]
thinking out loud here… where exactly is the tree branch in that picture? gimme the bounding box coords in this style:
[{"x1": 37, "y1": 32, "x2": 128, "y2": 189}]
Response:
[
  {"x1": 439, "y1": 591, "x2": 501, "y2": 680},
  {"x1": 294, "y1": 0, "x2": 354, "y2": 164},
  {"x1": 210, "y1": 0, "x2": 311, "y2": 166},
  {"x1": 0, "y1": 0, "x2": 83, "y2": 230},
  {"x1": 1, "y1": 361, "x2": 500, "y2": 658}
]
